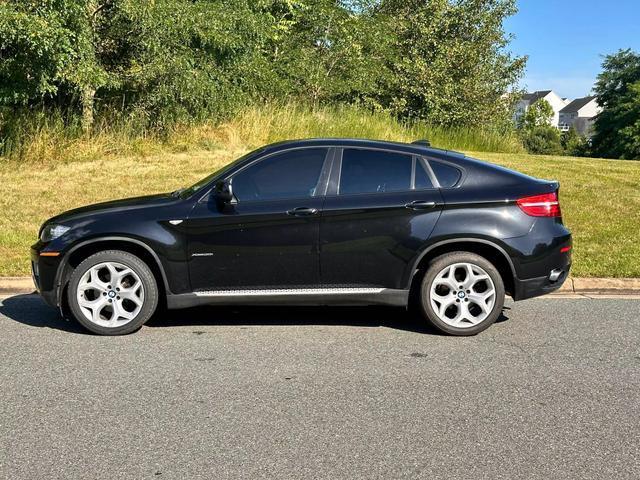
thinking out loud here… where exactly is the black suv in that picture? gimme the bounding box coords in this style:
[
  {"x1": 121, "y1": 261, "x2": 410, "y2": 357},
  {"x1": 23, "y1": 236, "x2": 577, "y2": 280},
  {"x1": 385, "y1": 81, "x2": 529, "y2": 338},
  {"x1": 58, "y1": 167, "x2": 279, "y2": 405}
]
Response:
[{"x1": 32, "y1": 139, "x2": 572, "y2": 336}]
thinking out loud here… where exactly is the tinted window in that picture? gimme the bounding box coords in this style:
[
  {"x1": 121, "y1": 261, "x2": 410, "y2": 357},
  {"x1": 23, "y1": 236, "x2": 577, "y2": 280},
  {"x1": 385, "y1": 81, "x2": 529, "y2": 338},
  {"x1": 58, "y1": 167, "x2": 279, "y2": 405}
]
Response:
[
  {"x1": 415, "y1": 159, "x2": 435, "y2": 189},
  {"x1": 233, "y1": 148, "x2": 327, "y2": 201},
  {"x1": 339, "y1": 149, "x2": 412, "y2": 195},
  {"x1": 430, "y1": 161, "x2": 462, "y2": 188}
]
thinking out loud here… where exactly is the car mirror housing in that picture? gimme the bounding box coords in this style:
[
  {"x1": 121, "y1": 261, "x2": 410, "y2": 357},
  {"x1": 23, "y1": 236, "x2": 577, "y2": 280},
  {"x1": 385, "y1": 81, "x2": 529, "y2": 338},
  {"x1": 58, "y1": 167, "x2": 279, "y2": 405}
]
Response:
[{"x1": 214, "y1": 179, "x2": 236, "y2": 204}]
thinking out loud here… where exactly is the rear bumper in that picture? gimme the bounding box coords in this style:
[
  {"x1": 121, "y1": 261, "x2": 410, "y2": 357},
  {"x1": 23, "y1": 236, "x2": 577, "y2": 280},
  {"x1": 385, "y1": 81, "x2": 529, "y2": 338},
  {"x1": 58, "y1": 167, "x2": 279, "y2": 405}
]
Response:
[
  {"x1": 504, "y1": 218, "x2": 572, "y2": 301},
  {"x1": 513, "y1": 263, "x2": 571, "y2": 300}
]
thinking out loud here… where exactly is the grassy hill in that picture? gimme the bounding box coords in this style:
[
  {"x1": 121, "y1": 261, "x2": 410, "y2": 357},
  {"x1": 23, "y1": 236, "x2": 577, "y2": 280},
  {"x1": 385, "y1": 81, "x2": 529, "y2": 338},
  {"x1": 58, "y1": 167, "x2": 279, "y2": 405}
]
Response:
[{"x1": 1, "y1": 105, "x2": 638, "y2": 278}]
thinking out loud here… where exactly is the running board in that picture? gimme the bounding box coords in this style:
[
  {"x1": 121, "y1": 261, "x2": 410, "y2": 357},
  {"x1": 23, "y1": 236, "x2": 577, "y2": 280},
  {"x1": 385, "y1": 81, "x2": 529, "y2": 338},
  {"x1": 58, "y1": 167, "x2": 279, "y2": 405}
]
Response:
[{"x1": 166, "y1": 287, "x2": 409, "y2": 309}]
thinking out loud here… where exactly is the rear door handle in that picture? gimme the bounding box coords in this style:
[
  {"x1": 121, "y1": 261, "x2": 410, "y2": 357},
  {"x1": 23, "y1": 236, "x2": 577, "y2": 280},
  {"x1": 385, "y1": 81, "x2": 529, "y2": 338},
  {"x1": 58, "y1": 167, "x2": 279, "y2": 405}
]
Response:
[
  {"x1": 405, "y1": 200, "x2": 438, "y2": 210},
  {"x1": 287, "y1": 207, "x2": 319, "y2": 216}
]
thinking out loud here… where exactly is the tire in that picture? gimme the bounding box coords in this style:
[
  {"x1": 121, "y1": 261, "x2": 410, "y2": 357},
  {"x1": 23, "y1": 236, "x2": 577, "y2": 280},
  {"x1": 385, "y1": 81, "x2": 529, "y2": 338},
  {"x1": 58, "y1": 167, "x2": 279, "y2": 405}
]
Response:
[
  {"x1": 419, "y1": 252, "x2": 505, "y2": 336},
  {"x1": 67, "y1": 250, "x2": 159, "y2": 335}
]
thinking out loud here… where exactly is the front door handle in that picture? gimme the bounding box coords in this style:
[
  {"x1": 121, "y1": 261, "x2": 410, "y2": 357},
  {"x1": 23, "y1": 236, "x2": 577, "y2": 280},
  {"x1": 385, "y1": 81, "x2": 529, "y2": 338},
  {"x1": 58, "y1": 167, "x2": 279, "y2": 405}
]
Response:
[
  {"x1": 287, "y1": 207, "x2": 319, "y2": 216},
  {"x1": 405, "y1": 200, "x2": 437, "y2": 210}
]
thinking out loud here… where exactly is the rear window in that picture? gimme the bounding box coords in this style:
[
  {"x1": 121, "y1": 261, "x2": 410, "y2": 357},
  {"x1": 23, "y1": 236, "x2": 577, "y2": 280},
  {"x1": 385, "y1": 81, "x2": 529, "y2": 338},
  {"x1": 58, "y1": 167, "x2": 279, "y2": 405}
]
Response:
[
  {"x1": 430, "y1": 161, "x2": 462, "y2": 188},
  {"x1": 339, "y1": 149, "x2": 412, "y2": 194}
]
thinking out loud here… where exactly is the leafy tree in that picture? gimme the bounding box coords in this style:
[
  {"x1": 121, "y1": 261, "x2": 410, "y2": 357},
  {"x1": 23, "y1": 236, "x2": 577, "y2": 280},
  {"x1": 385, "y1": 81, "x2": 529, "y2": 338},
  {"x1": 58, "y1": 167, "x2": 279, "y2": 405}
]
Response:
[
  {"x1": 592, "y1": 49, "x2": 640, "y2": 159},
  {"x1": 0, "y1": 0, "x2": 278, "y2": 129},
  {"x1": 0, "y1": 1, "x2": 107, "y2": 130},
  {"x1": 561, "y1": 127, "x2": 589, "y2": 157},
  {"x1": 520, "y1": 125, "x2": 562, "y2": 155},
  {"x1": 521, "y1": 99, "x2": 554, "y2": 128},
  {"x1": 517, "y1": 100, "x2": 562, "y2": 154},
  {"x1": 0, "y1": 0, "x2": 526, "y2": 137},
  {"x1": 261, "y1": 0, "x2": 390, "y2": 105},
  {"x1": 372, "y1": 0, "x2": 526, "y2": 126}
]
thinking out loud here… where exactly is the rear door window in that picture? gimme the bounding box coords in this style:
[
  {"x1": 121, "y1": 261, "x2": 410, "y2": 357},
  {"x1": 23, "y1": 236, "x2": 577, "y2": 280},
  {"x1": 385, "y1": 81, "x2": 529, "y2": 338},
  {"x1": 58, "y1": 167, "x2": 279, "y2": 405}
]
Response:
[
  {"x1": 339, "y1": 149, "x2": 413, "y2": 195},
  {"x1": 414, "y1": 159, "x2": 435, "y2": 189}
]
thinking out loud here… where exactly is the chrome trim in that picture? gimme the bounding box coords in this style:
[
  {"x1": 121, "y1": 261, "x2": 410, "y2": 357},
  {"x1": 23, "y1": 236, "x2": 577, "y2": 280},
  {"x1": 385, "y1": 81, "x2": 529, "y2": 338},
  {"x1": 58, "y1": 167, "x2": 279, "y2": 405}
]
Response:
[{"x1": 194, "y1": 287, "x2": 385, "y2": 297}]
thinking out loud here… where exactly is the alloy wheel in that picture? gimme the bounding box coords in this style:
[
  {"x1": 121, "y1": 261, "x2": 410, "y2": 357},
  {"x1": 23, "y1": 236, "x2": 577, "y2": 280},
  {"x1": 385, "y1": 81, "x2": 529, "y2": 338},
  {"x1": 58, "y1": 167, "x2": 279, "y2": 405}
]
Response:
[
  {"x1": 75, "y1": 261, "x2": 145, "y2": 328},
  {"x1": 429, "y1": 262, "x2": 496, "y2": 328}
]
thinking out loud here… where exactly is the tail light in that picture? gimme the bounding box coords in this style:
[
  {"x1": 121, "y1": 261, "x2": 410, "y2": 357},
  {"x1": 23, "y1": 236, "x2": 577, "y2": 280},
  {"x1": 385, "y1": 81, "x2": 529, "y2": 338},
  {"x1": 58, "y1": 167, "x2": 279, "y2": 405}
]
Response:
[{"x1": 516, "y1": 192, "x2": 561, "y2": 217}]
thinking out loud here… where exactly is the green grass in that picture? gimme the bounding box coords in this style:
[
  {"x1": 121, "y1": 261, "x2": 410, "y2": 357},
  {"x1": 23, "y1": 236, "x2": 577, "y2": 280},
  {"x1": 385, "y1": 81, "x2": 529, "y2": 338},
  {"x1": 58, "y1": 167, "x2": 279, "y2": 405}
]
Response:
[
  {"x1": 0, "y1": 105, "x2": 638, "y2": 278},
  {"x1": 1, "y1": 103, "x2": 524, "y2": 163},
  {"x1": 469, "y1": 152, "x2": 640, "y2": 278}
]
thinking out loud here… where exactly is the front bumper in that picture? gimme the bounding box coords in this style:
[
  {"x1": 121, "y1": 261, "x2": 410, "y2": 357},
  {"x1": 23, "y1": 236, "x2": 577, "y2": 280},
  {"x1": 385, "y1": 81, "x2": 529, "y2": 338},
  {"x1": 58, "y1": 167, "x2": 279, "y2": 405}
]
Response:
[{"x1": 31, "y1": 244, "x2": 63, "y2": 308}]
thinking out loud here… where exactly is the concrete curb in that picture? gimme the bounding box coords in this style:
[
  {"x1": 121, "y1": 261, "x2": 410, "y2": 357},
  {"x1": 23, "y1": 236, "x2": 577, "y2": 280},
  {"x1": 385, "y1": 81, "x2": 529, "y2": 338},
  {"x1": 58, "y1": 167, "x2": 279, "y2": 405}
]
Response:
[
  {"x1": 2, "y1": 276, "x2": 640, "y2": 296},
  {"x1": 0, "y1": 277, "x2": 35, "y2": 294}
]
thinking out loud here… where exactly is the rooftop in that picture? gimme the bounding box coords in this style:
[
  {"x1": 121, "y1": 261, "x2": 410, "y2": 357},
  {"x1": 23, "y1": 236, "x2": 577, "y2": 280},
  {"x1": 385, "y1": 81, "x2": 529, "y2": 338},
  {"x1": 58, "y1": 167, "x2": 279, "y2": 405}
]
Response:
[
  {"x1": 560, "y1": 96, "x2": 598, "y2": 113},
  {"x1": 521, "y1": 90, "x2": 553, "y2": 102}
]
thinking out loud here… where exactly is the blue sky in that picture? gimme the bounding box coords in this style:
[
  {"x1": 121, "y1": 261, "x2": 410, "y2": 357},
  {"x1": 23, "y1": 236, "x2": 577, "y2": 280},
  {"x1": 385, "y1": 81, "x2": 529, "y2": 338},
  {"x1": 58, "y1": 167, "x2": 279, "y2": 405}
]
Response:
[{"x1": 505, "y1": 0, "x2": 640, "y2": 99}]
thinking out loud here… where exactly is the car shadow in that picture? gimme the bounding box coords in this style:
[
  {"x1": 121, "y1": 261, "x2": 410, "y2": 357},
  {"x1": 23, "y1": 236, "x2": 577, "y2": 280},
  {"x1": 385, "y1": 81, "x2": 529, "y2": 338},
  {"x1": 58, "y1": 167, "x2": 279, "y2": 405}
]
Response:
[
  {"x1": 0, "y1": 294, "x2": 86, "y2": 334},
  {"x1": 0, "y1": 294, "x2": 510, "y2": 336}
]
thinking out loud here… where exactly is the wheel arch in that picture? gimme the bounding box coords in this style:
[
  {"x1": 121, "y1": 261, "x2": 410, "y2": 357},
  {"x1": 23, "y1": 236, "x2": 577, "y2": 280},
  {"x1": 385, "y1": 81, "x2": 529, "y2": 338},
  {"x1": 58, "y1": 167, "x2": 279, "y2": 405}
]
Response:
[
  {"x1": 56, "y1": 237, "x2": 170, "y2": 307},
  {"x1": 407, "y1": 238, "x2": 516, "y2": 298}
]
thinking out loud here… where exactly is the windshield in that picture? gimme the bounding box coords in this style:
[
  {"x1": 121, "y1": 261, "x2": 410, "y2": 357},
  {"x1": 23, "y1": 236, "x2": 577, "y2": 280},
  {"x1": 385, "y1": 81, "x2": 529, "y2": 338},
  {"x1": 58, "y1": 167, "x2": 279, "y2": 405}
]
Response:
[{"x1": 175, "y1": 147, "x2": 265, "y2": 198}]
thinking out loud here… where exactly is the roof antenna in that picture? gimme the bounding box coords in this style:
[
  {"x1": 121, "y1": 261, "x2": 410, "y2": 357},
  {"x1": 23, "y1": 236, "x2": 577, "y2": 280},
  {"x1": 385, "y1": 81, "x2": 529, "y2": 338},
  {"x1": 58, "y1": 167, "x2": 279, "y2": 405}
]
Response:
[{"x1": 412, "y1": 139, "x2": 431, "y2": 147}]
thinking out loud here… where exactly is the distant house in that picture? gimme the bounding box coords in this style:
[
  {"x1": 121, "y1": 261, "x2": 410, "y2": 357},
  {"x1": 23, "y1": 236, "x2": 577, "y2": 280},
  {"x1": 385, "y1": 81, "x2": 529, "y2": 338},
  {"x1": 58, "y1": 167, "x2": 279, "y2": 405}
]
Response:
[
  {"x1": 558, "y1": 96, "x2": 601, "y2": 137},
  {"x1": 513, "y1": 90, "x2": 568, "y2": 127}
]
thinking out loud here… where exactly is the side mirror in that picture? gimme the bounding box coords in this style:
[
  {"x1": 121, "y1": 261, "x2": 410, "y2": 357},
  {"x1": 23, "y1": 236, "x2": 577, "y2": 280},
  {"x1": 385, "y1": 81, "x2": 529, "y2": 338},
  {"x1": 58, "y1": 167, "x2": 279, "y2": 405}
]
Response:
[{"x1": 214, "y1": 179, "x2": 235, "y2": 204}]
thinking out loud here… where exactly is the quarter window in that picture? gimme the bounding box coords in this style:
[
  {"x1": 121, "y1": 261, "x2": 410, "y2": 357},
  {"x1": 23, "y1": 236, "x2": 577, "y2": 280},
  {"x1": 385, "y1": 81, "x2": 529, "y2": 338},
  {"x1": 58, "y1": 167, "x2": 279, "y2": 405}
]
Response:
[
  {"x1": 430, "y1": 161, "x2": 462, "y2": 188},
  {"x1": 339, "y1": 149, "x2": 413, "y2": 195},
  {"x1": 232, "y1": 148, "x2": 327, "y2": 201}
]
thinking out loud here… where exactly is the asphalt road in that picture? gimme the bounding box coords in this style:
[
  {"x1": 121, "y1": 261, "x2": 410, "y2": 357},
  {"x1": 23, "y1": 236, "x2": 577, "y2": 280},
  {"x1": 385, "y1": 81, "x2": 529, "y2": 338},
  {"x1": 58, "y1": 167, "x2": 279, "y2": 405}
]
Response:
[{"x1": 0, "y1": 294, "x2": 638, "y2": 479}]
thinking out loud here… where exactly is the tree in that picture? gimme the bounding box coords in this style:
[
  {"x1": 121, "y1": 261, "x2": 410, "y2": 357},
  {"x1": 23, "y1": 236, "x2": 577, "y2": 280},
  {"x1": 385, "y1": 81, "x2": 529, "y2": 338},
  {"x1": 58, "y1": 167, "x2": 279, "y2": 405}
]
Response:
[
  {"x1": 0, "y1": 0, "x2": 526, "y2": 134},
  {"x1": 262, "y1": 0, "x2": 390, "y2": 105},
  {"x1": 518, "y1": 99, "x2": 562, "y2": 155},
  {"x1": 0, "y1": 1, "x2": 109, "y2": 131},
  {"x1": 521, "y1": 99, "x2": 554, "y2": 128},
  {"x1": 520, "y1": 125, "x2": 562, "y2": 155},
  {"x1": 371, "y1": 0, "x2": 526, "y2": 126},
  {"x1": 591, "y1": 49, "x2": 640, "y2": 159},
  {"x1": 561, "y1": 127, "x2": 589, "y2": 157}
]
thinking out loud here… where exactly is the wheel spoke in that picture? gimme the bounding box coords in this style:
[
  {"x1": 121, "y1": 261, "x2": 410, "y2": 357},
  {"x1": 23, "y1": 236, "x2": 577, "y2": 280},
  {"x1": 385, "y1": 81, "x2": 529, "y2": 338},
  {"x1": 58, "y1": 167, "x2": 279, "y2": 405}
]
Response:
[
  {"x1": 436, "y1": 297, "x2": 457, "y2": 317},
  {"x1": 78, "y1": 295, "x2": 108, "y2": 310},
  {"x1": 119, "y1": 287, "x2": 144, "y2": 307},
  {"x1": 115, "y1": 268, "x2": 135, "y2": 287},
  {"x1": 91, "y1": 300, "x2": 109, "y2": 323},
  {"x1": 115, "y1": 302, "x2": 136, "y2": 320},
  {"x1": 435, "y1": 266, "x2": 458, "y2": 291},
  {"x1": 453, "y1": 301, "x2": 470, "y2": 325}
]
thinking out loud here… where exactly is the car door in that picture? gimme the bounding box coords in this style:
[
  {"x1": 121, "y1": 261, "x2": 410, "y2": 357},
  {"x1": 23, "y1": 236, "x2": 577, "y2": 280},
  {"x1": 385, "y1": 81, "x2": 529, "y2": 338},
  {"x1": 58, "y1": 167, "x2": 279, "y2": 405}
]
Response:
[
  {"x1": 187, "y1": 147, "x2": 332, "y2": 291},
  {"x1": 320, "y1": 147, "x2": 444, "y2": 289}
]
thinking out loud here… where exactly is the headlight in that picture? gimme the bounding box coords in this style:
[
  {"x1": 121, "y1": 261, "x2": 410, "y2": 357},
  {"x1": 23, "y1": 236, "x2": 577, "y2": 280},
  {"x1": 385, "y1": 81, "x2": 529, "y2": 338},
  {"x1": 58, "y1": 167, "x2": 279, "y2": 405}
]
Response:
[{"x1": 40, "y1": 224, "x2": 70, "y2": 242}]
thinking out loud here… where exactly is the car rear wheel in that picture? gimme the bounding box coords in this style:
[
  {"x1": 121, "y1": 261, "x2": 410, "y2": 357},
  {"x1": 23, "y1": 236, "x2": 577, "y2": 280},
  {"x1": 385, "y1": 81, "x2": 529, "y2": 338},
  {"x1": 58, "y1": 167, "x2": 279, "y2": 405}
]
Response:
[
  {"x1": 419, "y1": 252, "x2": 505, "y2": 335},
  {"x1": 67, "y1": 250, "x2": 158, "y2": 335}
]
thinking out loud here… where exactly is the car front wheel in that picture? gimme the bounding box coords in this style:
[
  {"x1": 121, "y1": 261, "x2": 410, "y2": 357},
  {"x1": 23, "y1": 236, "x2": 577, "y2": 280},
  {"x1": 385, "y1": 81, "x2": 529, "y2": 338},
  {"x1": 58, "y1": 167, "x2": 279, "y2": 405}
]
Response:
[
  {"x1": 419, "y1": 252, "x2": 505, "y2": 336},
  {"x1": 67, "y1": 250, "x2": 159, "y2": 335}
]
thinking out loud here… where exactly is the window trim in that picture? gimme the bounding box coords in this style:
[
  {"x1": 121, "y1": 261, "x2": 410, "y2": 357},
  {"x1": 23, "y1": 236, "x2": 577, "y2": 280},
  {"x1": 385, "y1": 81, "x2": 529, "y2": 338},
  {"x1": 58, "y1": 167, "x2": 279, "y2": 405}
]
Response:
[
  {"x1": 329, "y1": 147, "x2": 438, "y2": 197},
  {"x1": 201, "y1": 146, "x2": 334, "y2": 203},
  {"x1": 415, "y1": 156, "x2": 439, "y2": 191}
]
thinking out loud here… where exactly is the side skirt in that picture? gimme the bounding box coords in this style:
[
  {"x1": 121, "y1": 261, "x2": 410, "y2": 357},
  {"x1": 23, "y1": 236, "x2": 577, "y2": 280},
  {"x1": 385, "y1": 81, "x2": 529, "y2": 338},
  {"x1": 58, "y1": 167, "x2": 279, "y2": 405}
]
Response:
[{"x1": 166, "y1": 287, "x2": 410, "y2": 309}]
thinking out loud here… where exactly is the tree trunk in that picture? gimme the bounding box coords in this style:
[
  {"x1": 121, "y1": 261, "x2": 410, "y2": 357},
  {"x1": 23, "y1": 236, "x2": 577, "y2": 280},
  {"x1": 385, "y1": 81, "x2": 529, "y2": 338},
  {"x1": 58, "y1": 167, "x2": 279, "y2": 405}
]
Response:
[{"x1": 81, "y1": 86, "x2": 96, "y2": 134}]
